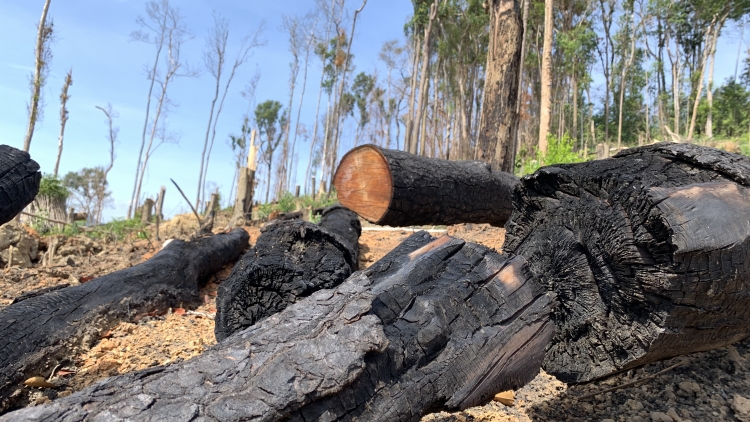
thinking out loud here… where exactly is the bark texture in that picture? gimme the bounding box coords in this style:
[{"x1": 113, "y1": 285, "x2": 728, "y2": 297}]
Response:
[
  {"x1": 0, "y1": 145, "x2": 41, "y2": 225},
  {"x1": 215, "y1": 205, "x2": 361, "y2": 341},
  {"x1": 504, "y1": 142, "x2": 750, "y2": 383},
  {"x1": 2, "y1": 233, "x2": 554, "y2": 421},
  {"x1": 0, "y1": 229, "x2": 249, "y2": 413},
  {"x1": 334, "y1": 145, "x2": 519, "y2": 227},
  {"x1": 476, "y1": 0, "x2": 523, "y2": 173}
]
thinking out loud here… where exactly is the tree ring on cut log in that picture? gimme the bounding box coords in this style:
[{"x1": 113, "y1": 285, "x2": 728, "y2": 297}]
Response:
[{"x1": 334, "y1": 145, "x2": 393, "y2": 223}]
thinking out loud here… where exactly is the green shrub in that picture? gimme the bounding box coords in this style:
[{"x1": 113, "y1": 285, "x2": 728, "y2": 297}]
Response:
[
  {"x1": 38, "y1": 174, "x2": 69, "y2": 200},
  {"x1": 517, "y1": 133, "x2": 588, "y2": 176}
]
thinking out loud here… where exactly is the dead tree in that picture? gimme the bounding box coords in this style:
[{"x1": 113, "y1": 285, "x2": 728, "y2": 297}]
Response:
[
  {"x1": 333, "y1": 144, "x2": 519, "y2": 227},
  {"x1": 504, "y1": 142, "x2": 750, "y2": 382},
  {"x1": 0, "y1": 229, "x2": 249, "y2": 413},
  {"x1": 215, "y1": 205, "x2": 361, "y2": 341},
  {"x1": 0, "y1": 145, "x2": 41, "y2": 225},
  {"x1": 2, "y1": 233, "x2": 553, "y2": 421}
]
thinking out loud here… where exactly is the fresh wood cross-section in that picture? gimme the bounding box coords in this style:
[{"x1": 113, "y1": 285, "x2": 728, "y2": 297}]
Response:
[{"x1": 334, "y1": 144, "x2": 519, "y2": 227}]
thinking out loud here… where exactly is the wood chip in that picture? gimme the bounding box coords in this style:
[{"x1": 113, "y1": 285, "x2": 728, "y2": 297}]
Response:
[{"x1": 493, "y1": 390, "x2": 515, "y2": 406}]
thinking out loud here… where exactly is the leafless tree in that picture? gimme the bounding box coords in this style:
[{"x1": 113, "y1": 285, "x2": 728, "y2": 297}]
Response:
[
  {"x1": 196, "y1": 13, "x2": 265, "y2": 210},
  {"x1": 94, "y1": 104, "x2": 119, "y2": 223},
  {"x1": 276, "y1": 14, "x2": 304, "y2": 198},
  {"x1": 53, "y1": 69, "x2": 72, "y2": 177},
  {"x1": 129, "y1": 0, "x2": 194, "y2": 219},
  {"x1": 23, "y1": 0, "x2": 53, "y2": 152}
]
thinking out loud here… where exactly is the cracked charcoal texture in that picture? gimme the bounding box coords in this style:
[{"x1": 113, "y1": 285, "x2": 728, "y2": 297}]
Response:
[
  {"x1": 0, "y1": 144, "x2": 41, "y2": 225},
  {"x1": 215, "y1": 205, "x2": 362, "y2": 341},
  {"x1": 503, "y1": 142, "x2": 750, "y2": 383},
  {"x1": 2, "y1": 233, "x2": 554, "y2": 421},
  {"x1": 0, "y1": 228, "x2": 249, "y2": 413},
  {"x1": 342, "y1": 146, "x2": 519, "y2": 227}
]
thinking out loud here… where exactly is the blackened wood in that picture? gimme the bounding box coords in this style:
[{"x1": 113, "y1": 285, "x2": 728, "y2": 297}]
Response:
[
  {"x1": 0, "y1": 144, "x2": 41, "y2": 225},
  {"x1": 2, "y1": 234, "x2": 554, "y2": 421},
  {"x1": 504, "y1": 142, "x2": 750, "y2": 383},
  {"x1": 0, "y1": 228, "x2": 249, "y2": 413},
  {"x1": 334, "y1": 144, "x2": 519, "y2": 227},
  {"x1": 215, "y1": 205, "x2": 361, "y2": 341}
]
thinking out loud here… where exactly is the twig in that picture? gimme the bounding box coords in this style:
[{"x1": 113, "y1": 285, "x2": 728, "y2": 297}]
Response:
[
  {"x1": 170, "y1": 178, "x2": 202, "y2": 227},
  {"x1": 576, "y1": 359, "x2": 687, "y2": 401}
]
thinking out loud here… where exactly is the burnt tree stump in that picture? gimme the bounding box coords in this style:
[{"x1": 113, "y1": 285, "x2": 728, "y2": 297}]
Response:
[
  {"x1": 0, "y1": 229, "x2": 249, "y2": 412},
  {"x1": 215, "y1": 205, "x2": 361, "y2": 341},
  {"x1": 504, "y1": 143, "x2": 750, "y2": 383},
  {"x1": 333, "y1": 144, "x2": 519, "y2": 227},
  {"x1": 1, "y1": 233, "x2": 553, "y2": 421},
  {"x1": 0, "y1": 144, "x2": 41, "y2": 225}
]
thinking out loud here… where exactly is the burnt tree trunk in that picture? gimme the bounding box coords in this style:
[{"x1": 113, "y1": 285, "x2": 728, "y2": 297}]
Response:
[
  {"x1": 334, "y1": 144, "x2": 519, "y2": 227},
  {"x1": 504, "y1": 142, "x2": 750, "y2": 383},
  {"x1": 0, "y1": 144, "x2": 41, "y2": 225},
  {"x1": 215, "y1": 205, "x2": 361, "y2": 341},
  {"x1": 0, "y1": 229, "x2": 249, "y2": 412},
  {"x1": 2, "y1": 233, "x2": 554, "y2": 421}
]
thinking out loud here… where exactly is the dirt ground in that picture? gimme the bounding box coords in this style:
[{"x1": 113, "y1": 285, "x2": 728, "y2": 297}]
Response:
[{"x1": 2, "y1": 216, "x2": 750, "y2": 421}]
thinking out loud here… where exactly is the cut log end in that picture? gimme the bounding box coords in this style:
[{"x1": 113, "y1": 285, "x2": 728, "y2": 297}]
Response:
[{"x1": 334, "y1": 145, "x2": 393, "y2": 223}]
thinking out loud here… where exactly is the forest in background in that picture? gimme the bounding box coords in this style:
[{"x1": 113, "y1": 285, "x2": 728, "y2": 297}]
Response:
[{"x1": 19, "y1": 0, "x2": 750, "y2": 226}]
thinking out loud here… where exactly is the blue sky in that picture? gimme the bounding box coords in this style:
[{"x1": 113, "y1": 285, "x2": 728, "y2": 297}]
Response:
[
  {"x1": 0, "y1": 0, "x2": 413, "y2": 221},
  {"x1": 0, "y1": 1, "x2": 746, "y2": 221}
]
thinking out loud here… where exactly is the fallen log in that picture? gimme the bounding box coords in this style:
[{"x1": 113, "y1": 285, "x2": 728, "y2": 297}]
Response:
[
  {"x1": 2, "y1": 233, "x2": 554, "y2": 421},
  {"x1": 0, "y1": 228, "x2": 249, "y2": 413},
  {"x1": 504, "y1": 142, "x2": 750, "y2": 383},
  {"x1": 333, "y1": 144, "x2": 519, "y2": 227},
  {"x1": 214, "y1": 205, "x2": 361, "y2": 341},
  {"x1": 0, "y1": 145, "x2": 41, "y2": 225}
]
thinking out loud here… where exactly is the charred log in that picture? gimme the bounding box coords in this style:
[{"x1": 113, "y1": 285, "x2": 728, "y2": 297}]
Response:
[
  {"x1": 0, "y1": 228, "x2": 249, "y2": 412},
  {"x1": 215, "y1": 205, "x2": 361, "y2": 341},
  {"x1": 2, "y1": 233, "x2": 554, "y2": 421},
  {"x1": 504, "y1": 142, "x2": 750, "y2": 383},
  {"x1": 0, "y1": 144, "x2": 41, "y2": 225},
  {"x1": 333, "y1": 144, "x2": 519, "y2": 227}
]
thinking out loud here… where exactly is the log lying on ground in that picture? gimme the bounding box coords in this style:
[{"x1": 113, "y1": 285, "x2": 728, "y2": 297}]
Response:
[
  {"x1": 215, "y1": 205, "x2": 361, "y2": 341},
  {"x1": 2, "y1": 233, "x2": 554, "y2": 421},
  {"x1": 0, "y1": 228, "x2": 249, "y2": 413},
  {"x1": 504, "y1": 142, "x2": 750, "y2": 383},
  {"x1": 333, "y1": 144, "x2": 519, "y2": 227},
  {"x1": 0, "y1": 144, "x2": 41, "y2": 225}
]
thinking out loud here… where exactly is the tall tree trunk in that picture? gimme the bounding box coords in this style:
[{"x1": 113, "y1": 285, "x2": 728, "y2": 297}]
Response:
[
  {"x1": 405, "y1": 34, "x2": 422, "y2": 153},
  {"x1": 53, "y1": 69, "x2": 72, "y2": 177},
  {"x1": 197, "y1": 61, "x2": 222, "y2": 211},
  {"x1": 617, "y1": 18, "x2": 637, "y2": 151},
  {"x1": 476, "y1": 0, "x2": 524, "y2": 170},
  {"x1": 23, "y1": 0, "x2": 52, "y2": 153},
  {"x1": 412, "y1": 1, "x2": 438, "y2": 156},
  {"x1": 687, "y1": 19, "x2": 718, "y2": 141},
  {"x1": 537, "y1": 0, "x2": 554, "y2": 155},
  {"x1": 290, "y1": 28, "x2": 316, "y2": 194},
  {"x1": 705, "y1": 31, "x2": 718, "y2": 140}
]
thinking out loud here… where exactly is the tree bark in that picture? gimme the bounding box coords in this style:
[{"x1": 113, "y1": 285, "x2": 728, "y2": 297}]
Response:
[
  {"x1": 504, "y1": 142, "x2": 750, "y2": 383},
  {"x1": 2, "y1": 234, "x2": 553, "y2": 422},
  {"x1": 334, "y1": 145, "x2": 519, "y2": 227},
  {"x1": 0, "y1": 229, "x2": 249, "y2": 413},
  {"x1": 215, "y1": 205, "x2": 361, "y2": 341},
  {"x1": 0, "y1": 145, "x2": 41, "y2": 226},
  {"x1": 411, "y1": 1, "x2": 438, "y2": 156},
  {"x1": 537, "y1": 0, "x2": 553, "y2": 155},
  {"x1": 53, "y1": 70, "x2": 72, "y2": 177},
  {"x1": 476, "y1": 0, "x2": 523, "y2": 172}
]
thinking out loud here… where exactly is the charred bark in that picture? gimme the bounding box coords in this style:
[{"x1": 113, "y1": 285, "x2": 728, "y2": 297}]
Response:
[
  {"x1": 334, "y1": 144, "x2": 519, "y2": 227},
  {"x1": 215, "y1": 205, "x2": 361, "y2": 341},
  {"x1": 2, "y1": 233, "x2": 554, "y2": 421},
  {"x1": 0, "y1": 229, "x2": 249, "y2": 413},
  {"x1": 504, "y1": 142, "x2": 750, "y2": 383},
  {"x1": 0, "y1": 145, "x2": 41, "y2": 225}
]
